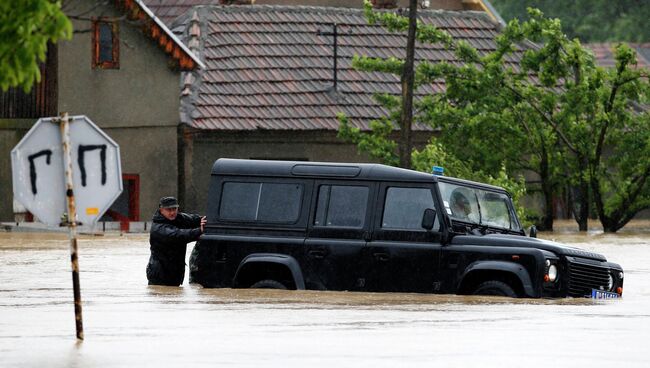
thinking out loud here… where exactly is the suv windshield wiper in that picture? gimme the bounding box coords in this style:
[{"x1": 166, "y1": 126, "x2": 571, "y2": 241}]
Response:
[{"x1": 451, "y1": 217, "x2": 512, "y2": 235}]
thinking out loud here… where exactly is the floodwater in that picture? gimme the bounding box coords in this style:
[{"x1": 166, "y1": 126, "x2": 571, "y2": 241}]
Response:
[{"x1": 1, "y1": 222, "x2": 649, "y2": 367}]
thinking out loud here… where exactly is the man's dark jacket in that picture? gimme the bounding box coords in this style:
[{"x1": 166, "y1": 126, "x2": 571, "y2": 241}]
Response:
[{"x1": 146, "y1": 210, "x2": 202, "y2": 286}]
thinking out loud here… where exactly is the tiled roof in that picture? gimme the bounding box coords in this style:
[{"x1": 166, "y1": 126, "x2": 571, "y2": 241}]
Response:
[
  {"x1": 141, "y1": 1, "x2": 492, "y2": 26},
  {"x1": 111, "y1": 1, "x2": 204, "y2": 70},
  {"x1": 585, "y1": 43, "x2": 650, "y2": 69},
  {"x1": 143, "y1": 0, "x2": 222, "y2": 26},
  {"x1": 178, "y1": 5, "x2": 520, "y2": 131}
]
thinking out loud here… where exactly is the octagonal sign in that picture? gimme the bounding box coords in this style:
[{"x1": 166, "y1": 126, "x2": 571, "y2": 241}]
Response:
[{"x1": 11, "y1": 116, "x2": 122, "y2": 226}]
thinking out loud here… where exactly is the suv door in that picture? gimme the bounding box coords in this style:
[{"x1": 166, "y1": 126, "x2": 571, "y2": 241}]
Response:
[
  {"x1": 304, "y1": 181, "x2": 375, "y2": 291},
  {"x1": 363, "y1": 183, "x2": 443, "y2": 293}
]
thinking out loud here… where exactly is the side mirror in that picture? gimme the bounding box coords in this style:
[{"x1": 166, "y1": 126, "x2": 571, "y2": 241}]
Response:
[
  {"x1": 529, "y1": 225, "x2": 537, "y2": 238},
  {"x1": 421, "y1": 208, "x2": 437, "y2": 230}
]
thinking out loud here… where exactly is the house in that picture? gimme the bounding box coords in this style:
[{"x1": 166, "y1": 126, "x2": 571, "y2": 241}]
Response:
[
  {"x1": 0, "y1": 0, "x2": 202, "y2": 223},
  {"x1": 1, "y1": 0, "x2": 507, "y2": 224},
  {"x1": 168, "y1": 5, "x2": 516, "y2": 213}
]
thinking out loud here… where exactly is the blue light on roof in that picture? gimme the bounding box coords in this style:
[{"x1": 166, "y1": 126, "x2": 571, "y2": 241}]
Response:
[{"x1": 432, "y1": 166, "x2": 444, "y2": 176}]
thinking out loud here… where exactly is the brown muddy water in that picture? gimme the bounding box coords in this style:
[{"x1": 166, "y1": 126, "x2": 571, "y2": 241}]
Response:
[{"x1": 1, "y1": 222, "x2": 649, "y2": 367}]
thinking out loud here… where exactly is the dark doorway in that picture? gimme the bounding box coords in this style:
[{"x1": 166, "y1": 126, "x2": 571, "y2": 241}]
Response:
[{"x1": 102, "y1": 174, "x2": 140, "y2": 224}]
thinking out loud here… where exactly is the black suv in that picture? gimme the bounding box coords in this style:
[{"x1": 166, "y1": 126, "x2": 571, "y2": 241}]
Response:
[{"x1": 189, "y1": 159, "x2": 624, "y2": 298}]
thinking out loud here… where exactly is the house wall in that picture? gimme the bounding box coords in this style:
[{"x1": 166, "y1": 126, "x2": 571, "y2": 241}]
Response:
[
  {"x1": 182, "y1": 129, "x2": 433, "y2": 214},
  {"x1": 183, "y1": 129, "x2": 650, "y2": 224},
  {"x1": 56, "y1": 1, "x2": 183, "y2": 220},
  {"x1": 103, "y1": 126, "x2": 179, "y2": 220},
  {"x1": 0, "y1": 120, "x2": 32, "y2": 221}
]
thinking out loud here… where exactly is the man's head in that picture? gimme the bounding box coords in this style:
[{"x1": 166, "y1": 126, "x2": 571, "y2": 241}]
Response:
[
  {"x1": 450, "y1": 190, "x2": 471, "y2": 217},
  {"x1": 159, "y1": 196, "x2": 179, "y2": 220}
]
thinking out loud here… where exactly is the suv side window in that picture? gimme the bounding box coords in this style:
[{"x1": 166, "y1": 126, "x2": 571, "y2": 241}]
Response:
[
  {"x1": 314, "y1": 185, "x2": 368, "y2": 228},
  {"x1": 220, "y1": 182, "x2": 303, "y2": 223},
  {"x1": 382, "y1": 187, "x2": 439, "y2": 231}
]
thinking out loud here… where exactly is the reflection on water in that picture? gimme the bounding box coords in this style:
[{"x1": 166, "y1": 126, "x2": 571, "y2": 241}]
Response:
[{"x1": 1, "y1": 221, "x2": 649, "y2": 367}]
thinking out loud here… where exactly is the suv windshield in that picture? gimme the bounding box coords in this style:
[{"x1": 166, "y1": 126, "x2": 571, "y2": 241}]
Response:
[{"x1": 438, "y1": 182, "x2": 521, "y2": 231}]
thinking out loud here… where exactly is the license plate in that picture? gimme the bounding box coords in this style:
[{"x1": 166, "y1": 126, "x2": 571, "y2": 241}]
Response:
[{"x1": 590, "y1": 289, "x2": 619, "y2": 299}]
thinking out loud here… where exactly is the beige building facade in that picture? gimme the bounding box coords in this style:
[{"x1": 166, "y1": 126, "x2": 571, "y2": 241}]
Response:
[{"x1": 1, "y1": 0, "x2": 199, "y2": 223}]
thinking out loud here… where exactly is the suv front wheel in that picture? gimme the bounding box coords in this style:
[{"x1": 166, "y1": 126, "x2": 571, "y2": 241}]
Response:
[
  {"x1": 473, "y1": 280, "x2": 518, "y2": 297},
  {"x1": 250, "y1": 279, "x2": 288, "y2": 290}
]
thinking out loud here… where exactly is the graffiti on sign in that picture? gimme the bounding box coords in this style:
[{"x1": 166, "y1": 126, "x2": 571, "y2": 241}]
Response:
[
  {"x1": 78, "y1": 144, "x2": 107, "y2": 186},
  {"x1": 27, "y1": 149, "x2": 53, "y2": 195}
]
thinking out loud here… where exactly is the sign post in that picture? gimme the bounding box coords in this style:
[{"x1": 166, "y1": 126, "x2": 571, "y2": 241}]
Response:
[
  {"x1": 59, "y1": 113, "x2": 84, "y2": 340},
  {"x1": 11, "y1": 113, "x2": 122, "y2": 340}
]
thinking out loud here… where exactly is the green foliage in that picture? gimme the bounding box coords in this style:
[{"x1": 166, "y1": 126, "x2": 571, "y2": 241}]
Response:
[
  {"x1": 337, "y1": 112, "x2": 399, "y2": 167},
  {"x1": 0, "y1": 0, "x2": 72, "y2": 92},
  {"x1": 412, "y1": 139, "x2": 529, "y2": 226},
  {"x1": 352, "y1": 55, "x2": 403, "y2": 75},
  {"x1": 342, "y1": 3, "x2": 650, "y2": 232},
  {"x1": 339, "y1": 2, "x2": 529, "y2": 220},
  {"x1": 491, "y1": 0, "x2": 650, "y2": 43}
]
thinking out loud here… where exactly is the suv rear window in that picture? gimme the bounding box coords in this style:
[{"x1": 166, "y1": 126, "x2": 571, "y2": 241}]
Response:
[
  {"x1": 219, "y1": 182, "x2": 303, "y2": 223},
  {"x1": 314, "y1": 185, "x2": 368, "y2": 228}
]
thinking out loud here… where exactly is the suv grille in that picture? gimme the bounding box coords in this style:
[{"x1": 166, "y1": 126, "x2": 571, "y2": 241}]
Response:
[{"x1": 567, "y1": 258, "x2": 611, "y2": 297}]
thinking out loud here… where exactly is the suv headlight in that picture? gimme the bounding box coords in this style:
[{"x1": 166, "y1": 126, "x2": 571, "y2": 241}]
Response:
[
  {"x1": 548, "y1": 264, "x2": 558, "y2": 282},
  {"x1": 544, "y1": 259, "x2": 559, "y2": 283}
]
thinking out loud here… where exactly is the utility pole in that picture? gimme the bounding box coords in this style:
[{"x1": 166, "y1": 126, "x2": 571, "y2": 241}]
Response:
[{"x1": 399, "y1": 0, "x2": 418, "y2": 169}]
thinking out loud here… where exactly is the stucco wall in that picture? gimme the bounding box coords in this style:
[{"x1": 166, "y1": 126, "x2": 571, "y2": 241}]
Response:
[
  {"x1": 58, "y1": 2, "x2": 180, "y2": 129},
  {"x1": 0, "y1": 121, "x2": 32, "y2": 221},
  {"x1": 183, "y1": 130, "x2": 421, "y2": 214},
  {"x1": 104, "y1": 126, "x2": 178, "y2": 220},
  {"x1": 55, "y1": 1, "x2": 183, "y2": 219}
]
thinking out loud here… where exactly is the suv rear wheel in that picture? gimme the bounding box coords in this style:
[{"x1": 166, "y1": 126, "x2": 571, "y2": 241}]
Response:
[
  {"x1": 250, "y1": 279, "x2": 287, "y2": 289},
  {"x1": 473, "y1": 280, "x2": 518, "y2": 297}
]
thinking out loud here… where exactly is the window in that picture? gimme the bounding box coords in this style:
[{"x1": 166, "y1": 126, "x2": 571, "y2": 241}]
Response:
[
  {"x1": 314, "y1": 185, "x2": 368, "y2": 228},
  {"x1": 92, "y1": 19, "x2": 119, "y2": 69},
  {"x1": 438, "y1": 182, "x2": 520, "y2": 230},
  {"x1": 219, "y1": 182, "x2": 303, "y2": 223},
  {"x1": 382, "y1": 187, "x2": 437, "y2": 230}
]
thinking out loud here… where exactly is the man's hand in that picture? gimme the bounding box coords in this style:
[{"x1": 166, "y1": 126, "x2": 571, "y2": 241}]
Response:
[{"x1": 200, "y1": 216, "x2": 207, "y2": 232}]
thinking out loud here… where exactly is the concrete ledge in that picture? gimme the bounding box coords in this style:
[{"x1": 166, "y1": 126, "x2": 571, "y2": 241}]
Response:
[{"x1": 1, "y1": 221, "x2": 152, "y2": 234}]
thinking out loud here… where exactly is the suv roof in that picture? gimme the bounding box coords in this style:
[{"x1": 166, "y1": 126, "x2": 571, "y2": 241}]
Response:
[{"x1": 211, "y1": 159, "x2": 507, "y2": 193}]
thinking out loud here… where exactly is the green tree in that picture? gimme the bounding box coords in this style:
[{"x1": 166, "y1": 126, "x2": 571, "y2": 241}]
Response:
[
  {"x1": 491, "y1": 0, "x2": 650, "y2": 43},
  {"x1": 487, "y1": 10, "x2": 650, "y2": 232},
  {"x1": 340, "y1": 4, "x2": 650, "y2": 232},
  {"x1": 0, "y1": 0, "x2": 72, "y2": 92},
  {"x1": 338, "y1": 2, "x2": 530, "y2": 223}
]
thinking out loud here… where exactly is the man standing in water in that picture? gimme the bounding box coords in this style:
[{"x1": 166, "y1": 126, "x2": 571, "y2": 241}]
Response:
[{"x1": 146, "y1": 196, "x2": 207, "y2": 286}]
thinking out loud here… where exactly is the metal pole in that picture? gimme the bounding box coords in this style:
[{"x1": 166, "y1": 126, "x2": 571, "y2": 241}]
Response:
[
  {"x1": 59, "y1": 112, "x2": 84, "y2": 340},
  {"x1": 333, "y1": 23, "x2": 338, "y2": 92}
]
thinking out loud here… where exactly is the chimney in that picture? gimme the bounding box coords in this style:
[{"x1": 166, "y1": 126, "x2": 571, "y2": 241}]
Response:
[{"x1": 371, "y1": 0, "x2": 398, "y2": 9}]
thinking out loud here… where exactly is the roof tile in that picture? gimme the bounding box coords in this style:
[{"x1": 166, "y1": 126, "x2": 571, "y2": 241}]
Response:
[{"x1": 174, "y1": 5, "x2": 530, "y2": 131}]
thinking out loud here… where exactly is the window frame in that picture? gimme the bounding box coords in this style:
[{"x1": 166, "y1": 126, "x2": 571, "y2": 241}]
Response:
[
  {"x1": 381, "y1": 186, "x2": 439, "y2": 231},
  {"x1": 92, "y1": 18, "x2": 119, "y2": 69},
  {"x1": 372, "y1": 182, "x2": 443, "y2": 243},
  {"x1": 313, "y1": 184, "x2": 370, "y2": 229},
  {"x1": 217, "y1": 179, "x2": 306, "y2": 225},
  {"x1": 307, "y1": 181, "x2": 375, "y2": 240}
]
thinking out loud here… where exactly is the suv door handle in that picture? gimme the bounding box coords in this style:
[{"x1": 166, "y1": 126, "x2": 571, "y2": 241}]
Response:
[
  {"x1": 373, "y1": 252, "x2": 389, "y2": 262},
  {"x1": 309, "y1": 250, "x2": 327, "y2": 259}
]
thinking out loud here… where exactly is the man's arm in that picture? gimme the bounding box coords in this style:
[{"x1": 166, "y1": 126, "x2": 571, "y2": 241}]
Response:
[
  {"x1": 179, "y1": 213, "x2": 203, "y2": 228},
  {"x1": 151, "y1": 223, "x2": 201, "y2": 244}
]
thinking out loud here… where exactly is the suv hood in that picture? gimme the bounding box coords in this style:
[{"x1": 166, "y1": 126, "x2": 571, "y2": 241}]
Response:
[{"x1": 450, "y1": 234, "x2": 607, "y2": 262}]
